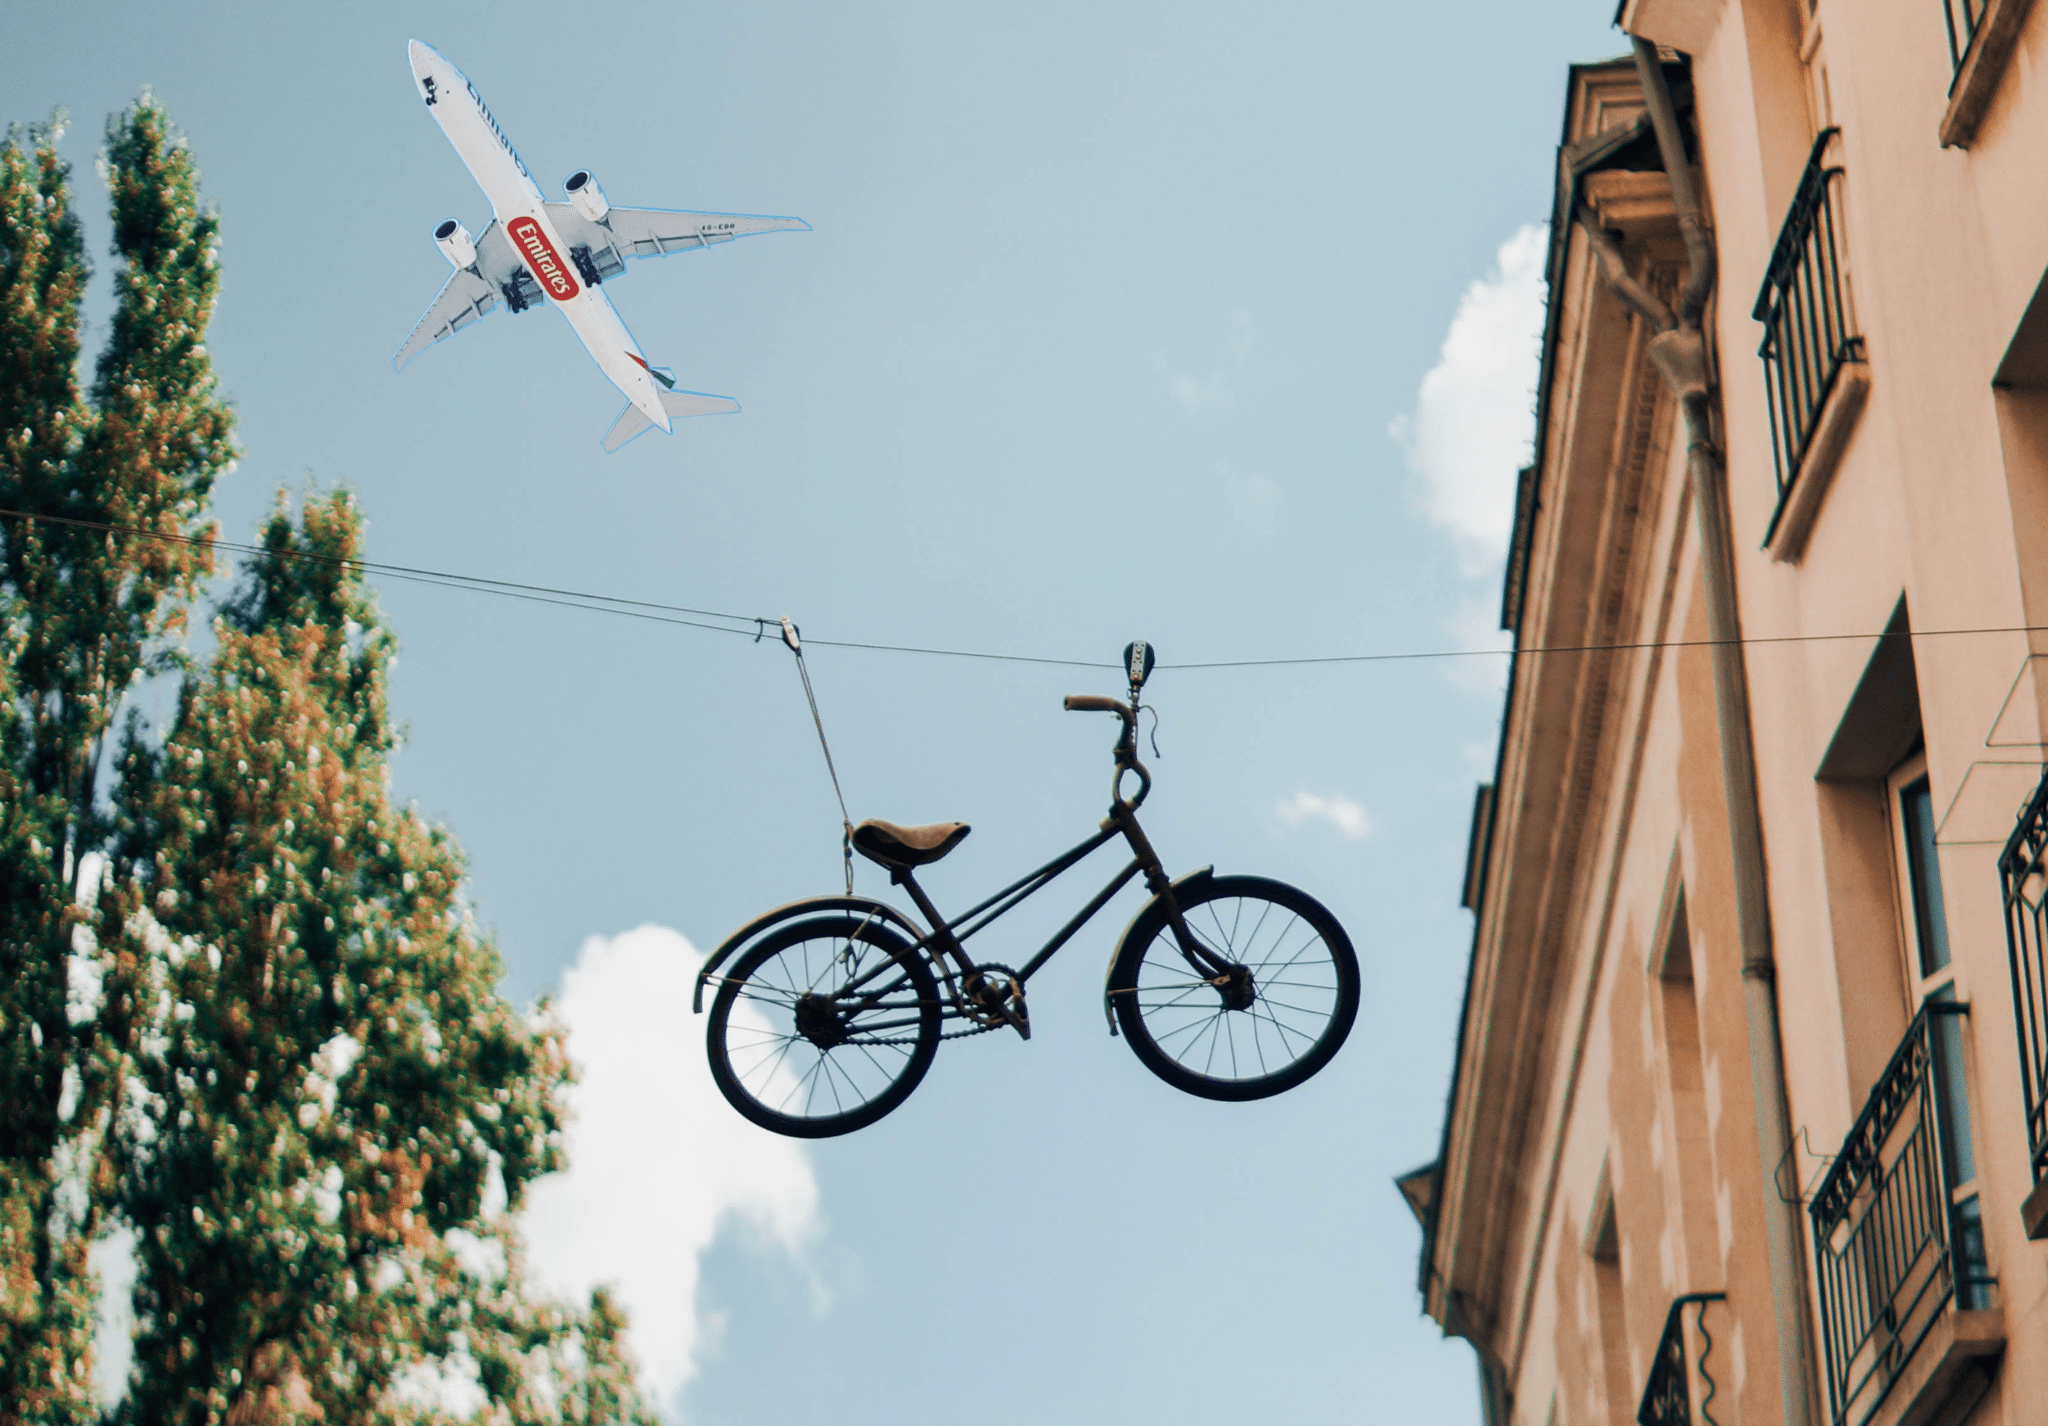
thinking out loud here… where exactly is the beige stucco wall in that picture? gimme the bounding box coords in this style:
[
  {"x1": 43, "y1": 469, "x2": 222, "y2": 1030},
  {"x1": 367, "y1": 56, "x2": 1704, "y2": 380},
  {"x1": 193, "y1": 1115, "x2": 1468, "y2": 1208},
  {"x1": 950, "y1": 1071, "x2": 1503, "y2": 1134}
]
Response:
[{"x1": 1426, "y1": 2, "x2": 2048, "y2": 1419}]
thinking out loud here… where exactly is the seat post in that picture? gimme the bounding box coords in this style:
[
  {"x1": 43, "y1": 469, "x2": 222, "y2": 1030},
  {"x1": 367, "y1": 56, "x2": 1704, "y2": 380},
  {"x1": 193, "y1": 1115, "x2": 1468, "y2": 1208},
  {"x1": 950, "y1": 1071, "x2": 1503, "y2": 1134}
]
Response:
[{"x1": 891, "y1": 868, "x2": 969, "y2": 973}]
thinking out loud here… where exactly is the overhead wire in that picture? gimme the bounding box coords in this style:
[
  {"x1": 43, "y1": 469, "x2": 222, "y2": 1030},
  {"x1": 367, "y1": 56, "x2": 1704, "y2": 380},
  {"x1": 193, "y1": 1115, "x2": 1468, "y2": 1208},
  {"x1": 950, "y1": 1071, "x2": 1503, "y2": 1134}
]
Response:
[{"x1": 1, "y1": 505, "x2": 2040, "y2": 670}]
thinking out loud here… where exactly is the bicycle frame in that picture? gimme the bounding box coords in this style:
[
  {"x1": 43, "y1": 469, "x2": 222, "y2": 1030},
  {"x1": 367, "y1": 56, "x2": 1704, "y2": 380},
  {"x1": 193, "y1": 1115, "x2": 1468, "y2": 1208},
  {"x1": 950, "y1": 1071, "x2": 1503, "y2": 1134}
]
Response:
[
  {"x1": 692, "y1": 673, "x2": 1230, "y2": 1026},
  {"x1": 845, "y1": 790, "x2": 1234, "y2": 1028}
]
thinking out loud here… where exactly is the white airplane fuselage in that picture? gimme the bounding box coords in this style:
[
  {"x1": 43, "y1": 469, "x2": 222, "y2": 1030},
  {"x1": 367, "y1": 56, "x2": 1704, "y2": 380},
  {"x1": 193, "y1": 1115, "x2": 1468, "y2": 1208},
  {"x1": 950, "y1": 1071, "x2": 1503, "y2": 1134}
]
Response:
[{"x1": 407, "y1": 41, "x2": 672, "y2": 432}]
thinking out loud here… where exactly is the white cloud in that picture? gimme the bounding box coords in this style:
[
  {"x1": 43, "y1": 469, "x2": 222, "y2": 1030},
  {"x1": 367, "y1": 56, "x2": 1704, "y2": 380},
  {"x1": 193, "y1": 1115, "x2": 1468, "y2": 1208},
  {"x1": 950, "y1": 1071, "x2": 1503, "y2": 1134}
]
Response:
[
  {"x1": 1274, "y1": 790, "x2": 1373, "y2": 840},
  {"x1": 521, "y1": 925, "x2": 823, "y2": 1415},
  {"x1": 90, "y1": 1225, "x2": 138, "y2": 1409},
  {"x1": 1389, "y1": 224, "x2": 1548, "y2": 577}
]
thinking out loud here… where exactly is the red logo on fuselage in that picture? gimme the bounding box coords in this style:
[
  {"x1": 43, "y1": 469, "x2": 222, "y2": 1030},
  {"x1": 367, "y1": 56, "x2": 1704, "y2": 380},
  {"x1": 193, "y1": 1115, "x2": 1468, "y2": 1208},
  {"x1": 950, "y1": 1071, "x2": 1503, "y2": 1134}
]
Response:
[{"x1": 507, "y1": 215, "x2": 579, "y2": 301}]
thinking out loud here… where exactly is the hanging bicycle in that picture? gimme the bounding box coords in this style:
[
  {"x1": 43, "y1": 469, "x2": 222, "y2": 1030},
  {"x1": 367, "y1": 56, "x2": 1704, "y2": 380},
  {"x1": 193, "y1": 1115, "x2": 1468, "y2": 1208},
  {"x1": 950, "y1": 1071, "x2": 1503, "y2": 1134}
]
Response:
[{"x1": 693, "y1": 641, "x2": 1361, "y2": 1138}]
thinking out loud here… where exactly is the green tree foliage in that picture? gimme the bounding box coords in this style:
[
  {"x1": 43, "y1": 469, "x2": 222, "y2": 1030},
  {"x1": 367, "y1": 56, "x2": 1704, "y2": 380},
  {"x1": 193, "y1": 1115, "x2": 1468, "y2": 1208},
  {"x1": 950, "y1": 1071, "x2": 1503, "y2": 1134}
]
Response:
[
  {"x1": 102, "y1": 493, "x2": 656, "y2": 1424},
  {"x1": 0, "y1": 110, "x2": 94, "y2": 1426},
  {"x1": 0, "y1": 96, "x2": 229, "y2": 1426},
  {"x1": 2, "y1": 100, "x2": 656, "y2": 1426}
]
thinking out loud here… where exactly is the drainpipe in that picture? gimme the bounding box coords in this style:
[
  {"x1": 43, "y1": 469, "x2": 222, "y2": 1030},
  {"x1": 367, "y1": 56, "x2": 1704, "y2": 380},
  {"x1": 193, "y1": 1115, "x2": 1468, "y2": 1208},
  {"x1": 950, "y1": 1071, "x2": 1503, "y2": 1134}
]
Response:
[{"x1": 1575, "y1": 39, "x2": 1819, "y2": 1426}]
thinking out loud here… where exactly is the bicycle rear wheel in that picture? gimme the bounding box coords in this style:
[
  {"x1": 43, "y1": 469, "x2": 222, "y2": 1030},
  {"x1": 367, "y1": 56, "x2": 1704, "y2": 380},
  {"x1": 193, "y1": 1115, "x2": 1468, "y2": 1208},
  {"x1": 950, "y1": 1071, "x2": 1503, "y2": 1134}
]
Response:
[
  {"x1": 707, "y1": 915, "x2": 942, "y2": 1138},
  {"x1": 1109, "y1": 876, "x2": 1358, "y2": 1101}
]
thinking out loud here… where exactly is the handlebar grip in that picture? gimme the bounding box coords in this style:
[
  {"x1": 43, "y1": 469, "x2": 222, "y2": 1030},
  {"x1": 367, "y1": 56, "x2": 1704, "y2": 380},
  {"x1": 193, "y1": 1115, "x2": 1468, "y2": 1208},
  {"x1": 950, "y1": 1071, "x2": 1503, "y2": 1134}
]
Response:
[{"x1": 1063, "y1": 695, "x2": 1130, "y2": 715}]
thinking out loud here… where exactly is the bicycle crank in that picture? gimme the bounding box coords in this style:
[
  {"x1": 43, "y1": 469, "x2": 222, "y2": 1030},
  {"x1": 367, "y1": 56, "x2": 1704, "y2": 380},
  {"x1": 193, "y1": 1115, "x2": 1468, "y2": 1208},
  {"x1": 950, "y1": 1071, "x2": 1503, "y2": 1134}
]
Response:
[{"x1": 963, "y1": 963, "x2": 1031, "y2": 1041}]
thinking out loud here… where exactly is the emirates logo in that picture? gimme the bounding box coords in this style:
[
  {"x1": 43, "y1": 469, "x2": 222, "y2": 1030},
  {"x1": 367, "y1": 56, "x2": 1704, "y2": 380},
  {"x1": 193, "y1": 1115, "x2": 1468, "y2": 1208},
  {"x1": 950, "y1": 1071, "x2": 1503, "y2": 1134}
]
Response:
[{"x1": 507, "y1": 216, "x2": 579, "y2": 301}]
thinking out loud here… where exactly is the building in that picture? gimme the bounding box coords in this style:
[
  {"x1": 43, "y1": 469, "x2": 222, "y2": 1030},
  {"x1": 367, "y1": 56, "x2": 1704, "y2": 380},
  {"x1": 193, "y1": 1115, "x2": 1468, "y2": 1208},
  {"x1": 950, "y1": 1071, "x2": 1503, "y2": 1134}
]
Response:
[{"x1": 1413, "y1": 3, "x2": 2048, "y2": 1423}]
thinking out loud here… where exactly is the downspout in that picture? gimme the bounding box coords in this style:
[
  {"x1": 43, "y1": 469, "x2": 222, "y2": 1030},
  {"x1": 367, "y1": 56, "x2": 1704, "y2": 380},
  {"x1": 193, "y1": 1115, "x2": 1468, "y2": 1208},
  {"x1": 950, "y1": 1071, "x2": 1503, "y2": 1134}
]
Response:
[{"x1": 1575, "y1": 40, "x2": 1819, "y2": 1426}]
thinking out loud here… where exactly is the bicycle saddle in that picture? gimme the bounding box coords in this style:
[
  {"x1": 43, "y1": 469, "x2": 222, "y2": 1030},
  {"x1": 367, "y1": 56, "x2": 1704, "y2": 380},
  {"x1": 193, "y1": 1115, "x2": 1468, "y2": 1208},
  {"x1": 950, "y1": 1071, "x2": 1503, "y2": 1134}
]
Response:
[{"x1": 851, "y1": 819, "x2": 971, "y2": 871}]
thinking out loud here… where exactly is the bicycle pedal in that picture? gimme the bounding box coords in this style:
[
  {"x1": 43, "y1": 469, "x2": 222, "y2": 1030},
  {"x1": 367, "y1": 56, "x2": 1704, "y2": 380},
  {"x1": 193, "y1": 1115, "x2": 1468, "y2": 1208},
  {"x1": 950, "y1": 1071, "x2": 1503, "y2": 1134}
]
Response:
[{"x1": 1008, "y1": 1004, "x2": 1031, "y2": 1041}]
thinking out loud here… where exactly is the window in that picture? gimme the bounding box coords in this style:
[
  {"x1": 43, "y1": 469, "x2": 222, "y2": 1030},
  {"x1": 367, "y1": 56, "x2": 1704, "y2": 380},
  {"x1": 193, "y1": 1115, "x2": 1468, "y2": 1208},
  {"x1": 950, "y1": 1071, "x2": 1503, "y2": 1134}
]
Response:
[
  {"x1": 1656, "y1": 890, "x2": 1719, "y2": 1279},
  {"x1": 1584, "y1": 1166, "x2": 1634, "y2": 1422},
  {"x1": 1890, "y1": 756, "x2": 1991, "y2": 1307}
]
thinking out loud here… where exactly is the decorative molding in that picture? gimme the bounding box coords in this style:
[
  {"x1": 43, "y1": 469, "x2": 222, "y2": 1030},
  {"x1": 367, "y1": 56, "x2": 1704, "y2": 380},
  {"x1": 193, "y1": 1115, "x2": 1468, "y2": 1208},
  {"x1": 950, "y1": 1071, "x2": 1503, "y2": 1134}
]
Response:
[{"x1": 1583, "y1": 169, "x2": 1677, "y2": 231}]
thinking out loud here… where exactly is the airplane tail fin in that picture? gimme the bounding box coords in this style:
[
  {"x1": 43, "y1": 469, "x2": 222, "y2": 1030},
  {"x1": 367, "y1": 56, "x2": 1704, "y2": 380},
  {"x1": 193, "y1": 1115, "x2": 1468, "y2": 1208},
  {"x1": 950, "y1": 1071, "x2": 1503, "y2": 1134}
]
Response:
[{"x1": 600, "y1": 389, "x2": 742, "y2": 452}]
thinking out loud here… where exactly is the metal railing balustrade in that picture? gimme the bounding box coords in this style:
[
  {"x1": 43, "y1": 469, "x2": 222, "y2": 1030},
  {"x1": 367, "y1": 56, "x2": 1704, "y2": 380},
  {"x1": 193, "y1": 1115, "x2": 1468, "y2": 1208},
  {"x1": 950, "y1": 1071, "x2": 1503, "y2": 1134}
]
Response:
[
  {"x1": 1809, "y1": 1003, "x2": 1981, "y2": 1426},
  {"x1": 1636, "y1": 1293, "x2": 1725, "y2": 1426},
  {"x1": 1945, "y1": 0, "x2": 1991, "y2": 74},
  {"x1": 2000, "y1": 767, "x2": 2048, "y2": 1189},
  {"x1": 1755, "y1": 128, "x2": 1861, "y2": 544}
]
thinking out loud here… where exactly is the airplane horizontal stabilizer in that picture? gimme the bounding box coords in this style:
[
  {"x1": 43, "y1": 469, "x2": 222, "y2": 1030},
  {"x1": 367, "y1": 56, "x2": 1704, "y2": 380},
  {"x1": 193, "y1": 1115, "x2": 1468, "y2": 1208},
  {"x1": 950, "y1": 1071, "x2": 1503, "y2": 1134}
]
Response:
[
  {"x1": 600, "y1": 390, "x2": 741, "y2": 452},
  {"x1": 602, "y1": 404, "x2": 654, "y2": 453},
  {"x1": 660, "y1": 390, "x2": 741, "y2": 419}
]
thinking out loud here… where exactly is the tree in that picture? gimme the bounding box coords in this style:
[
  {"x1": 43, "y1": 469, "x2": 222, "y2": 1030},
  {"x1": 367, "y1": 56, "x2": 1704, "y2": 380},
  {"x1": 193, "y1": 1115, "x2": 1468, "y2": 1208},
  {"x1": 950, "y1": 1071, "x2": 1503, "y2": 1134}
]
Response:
[
  {"x1": 1, "y1": 94, "x2": 231, "y2": 1426},
  {"x1": 102, "y1": 490, "x2": 653, "y2": 1425},
  {"x1": 2, "y1": 99, "x2": 656, "y2": 1425}
]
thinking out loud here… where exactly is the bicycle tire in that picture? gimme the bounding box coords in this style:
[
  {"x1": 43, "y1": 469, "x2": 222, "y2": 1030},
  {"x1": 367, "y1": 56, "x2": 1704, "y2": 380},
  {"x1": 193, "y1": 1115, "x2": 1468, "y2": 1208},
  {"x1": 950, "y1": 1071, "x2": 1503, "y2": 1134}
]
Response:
[
  {"x1": 706, "y1": 914, "x2": 942, "y2": 1138},
  {"x1": 1108, "y1": 875, "x2": 1358, "y2": 1101}
]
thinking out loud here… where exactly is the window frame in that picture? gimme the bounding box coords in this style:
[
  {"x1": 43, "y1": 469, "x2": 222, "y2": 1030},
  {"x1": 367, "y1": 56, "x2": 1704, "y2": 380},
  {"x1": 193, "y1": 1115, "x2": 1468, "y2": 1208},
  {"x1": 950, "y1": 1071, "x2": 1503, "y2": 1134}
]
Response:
[{"x1": 1886, "y1": 752, "x2": 1994, "y2": 1305}]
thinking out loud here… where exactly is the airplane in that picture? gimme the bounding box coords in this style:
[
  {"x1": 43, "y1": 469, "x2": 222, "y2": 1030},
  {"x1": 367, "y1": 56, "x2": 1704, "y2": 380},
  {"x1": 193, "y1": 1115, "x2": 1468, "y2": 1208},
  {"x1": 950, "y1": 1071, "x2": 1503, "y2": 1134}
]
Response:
[{"x1": 394, "y1": 40, "x2": 809, "y2": 451}]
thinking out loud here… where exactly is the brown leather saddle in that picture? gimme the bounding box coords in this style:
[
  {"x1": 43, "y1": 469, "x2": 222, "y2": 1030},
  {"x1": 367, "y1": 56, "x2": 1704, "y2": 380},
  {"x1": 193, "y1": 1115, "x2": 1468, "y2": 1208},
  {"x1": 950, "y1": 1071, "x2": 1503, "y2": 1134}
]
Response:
[{"x1": 850, "y1": 818, "x2": 971, "y2": 872}]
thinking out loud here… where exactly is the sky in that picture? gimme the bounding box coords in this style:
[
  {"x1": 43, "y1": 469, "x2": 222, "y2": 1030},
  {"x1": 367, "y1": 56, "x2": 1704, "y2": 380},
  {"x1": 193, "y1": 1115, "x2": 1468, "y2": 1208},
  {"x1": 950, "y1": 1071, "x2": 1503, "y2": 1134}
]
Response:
[{"x1": 6, "y1": 2, "x2": 1611, "y2": 1419}]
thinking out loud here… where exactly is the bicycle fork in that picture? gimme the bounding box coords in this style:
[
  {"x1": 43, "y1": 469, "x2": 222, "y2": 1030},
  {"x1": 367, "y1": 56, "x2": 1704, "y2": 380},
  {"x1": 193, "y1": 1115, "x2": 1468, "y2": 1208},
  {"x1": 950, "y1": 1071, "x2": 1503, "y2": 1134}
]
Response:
[{"x1": 1109, "y1": 807, "x2": 1250, "y2": 1022}]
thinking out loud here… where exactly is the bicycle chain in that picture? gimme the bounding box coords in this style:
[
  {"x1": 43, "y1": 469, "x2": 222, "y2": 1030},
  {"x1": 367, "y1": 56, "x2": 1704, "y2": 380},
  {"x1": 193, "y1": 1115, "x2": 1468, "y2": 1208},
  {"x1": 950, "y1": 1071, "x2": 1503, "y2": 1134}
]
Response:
[{"x1": 709, "y1": 945, "x2": 1013, "y2": 1045}]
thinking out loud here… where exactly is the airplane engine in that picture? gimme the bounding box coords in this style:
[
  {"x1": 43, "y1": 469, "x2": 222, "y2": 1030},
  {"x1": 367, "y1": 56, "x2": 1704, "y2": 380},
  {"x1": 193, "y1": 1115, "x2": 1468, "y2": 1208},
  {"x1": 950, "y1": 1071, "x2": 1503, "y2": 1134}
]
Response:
[
  {"x1": 565, "y1": 169, "x2": 610, "y2": 223},
  {"x1": 434, "y1": 218, "x2": 477, "y2": 270}
]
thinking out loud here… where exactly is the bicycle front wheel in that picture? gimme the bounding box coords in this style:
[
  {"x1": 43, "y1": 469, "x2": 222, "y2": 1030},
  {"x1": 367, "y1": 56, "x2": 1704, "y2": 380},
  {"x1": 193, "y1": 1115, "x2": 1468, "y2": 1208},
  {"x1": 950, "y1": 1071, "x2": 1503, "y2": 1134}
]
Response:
[
  {"x1": 706, "y1": 915, "x2": 942, "y2": 1138},
  {"x1": 1108, "y1": 876, "x2": 1358, "y2": 1101}
]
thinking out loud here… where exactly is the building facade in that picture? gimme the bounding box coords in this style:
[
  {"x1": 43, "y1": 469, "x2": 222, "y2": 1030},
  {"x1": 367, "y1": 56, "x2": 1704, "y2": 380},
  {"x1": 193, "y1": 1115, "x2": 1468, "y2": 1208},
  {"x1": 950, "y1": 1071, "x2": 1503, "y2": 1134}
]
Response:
[{"x1": 1415, "y1": 2, "x2": 2048, "y2": 1423}]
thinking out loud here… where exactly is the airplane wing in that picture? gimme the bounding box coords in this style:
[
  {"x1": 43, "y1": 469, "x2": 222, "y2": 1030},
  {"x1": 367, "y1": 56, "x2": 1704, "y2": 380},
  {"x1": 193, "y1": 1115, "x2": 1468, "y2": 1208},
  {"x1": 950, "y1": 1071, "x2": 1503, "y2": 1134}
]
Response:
[
  {"x1": 392, "y1": 220, "x2": 540, "y2": 369},
  {"x1": 543, "y1": 204, "x2": 809, "y2": 264}
]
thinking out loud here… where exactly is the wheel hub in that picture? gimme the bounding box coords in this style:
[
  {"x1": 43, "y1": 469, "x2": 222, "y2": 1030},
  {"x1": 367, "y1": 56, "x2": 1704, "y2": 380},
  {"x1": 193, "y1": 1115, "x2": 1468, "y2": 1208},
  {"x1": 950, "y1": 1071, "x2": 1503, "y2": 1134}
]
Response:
[
  {"x1": 1215, "y1": 962, "x2": 1257, "y2": 1012},
  {"x1": 794, "y1": 992, "x2": 850, "y2": 1049}
]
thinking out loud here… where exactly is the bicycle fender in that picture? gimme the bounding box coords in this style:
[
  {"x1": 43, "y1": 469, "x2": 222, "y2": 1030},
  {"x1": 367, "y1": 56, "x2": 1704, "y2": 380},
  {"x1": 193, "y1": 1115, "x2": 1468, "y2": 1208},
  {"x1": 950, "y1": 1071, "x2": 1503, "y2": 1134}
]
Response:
[
  {"x1": 1101, "y1": 865, "x2": 1214, "y2": 1034},
  {"x1": 692, "y1": 896, "x2": 929, "y2": 1013}
]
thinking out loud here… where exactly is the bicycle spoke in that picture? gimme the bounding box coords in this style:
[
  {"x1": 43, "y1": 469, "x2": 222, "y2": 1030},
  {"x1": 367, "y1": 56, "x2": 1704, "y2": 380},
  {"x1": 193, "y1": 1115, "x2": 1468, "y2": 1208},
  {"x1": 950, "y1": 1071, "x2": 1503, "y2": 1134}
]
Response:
[
  {"x1": 710, "y1": 918, "x2": 942, "y2": 1134},
  {"x1": 1123, "y1": 892, "x2": 1351, "y2": 1082},
  {"x1": 1152, "y1": 1013, "x2": 1221, "y2": 1050},
  {"x1": 1246, "y1": 1001, "x2": 1315, "y2": 1050}
]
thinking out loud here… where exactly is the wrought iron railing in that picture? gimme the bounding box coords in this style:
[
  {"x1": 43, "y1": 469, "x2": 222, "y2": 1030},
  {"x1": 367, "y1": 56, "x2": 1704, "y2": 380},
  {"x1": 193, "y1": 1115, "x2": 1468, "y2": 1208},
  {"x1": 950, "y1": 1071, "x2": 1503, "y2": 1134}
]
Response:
[
  {"x1": 1809, "y1": 1003, "x2": 1976, "y2": 1426},
  {"x1": 2000, "y1": 765, "x2": 2048, "y2": 1186},
  {"x1": 1945, "y1": 0, "x2": 1991, "y2": 73},
  {"x1": 1637, "y1": 1292, "x2": 1726, "y2": 1426},
  {"x1": 1755, "y1": 128, "x2": 1861, "y2": 542}
]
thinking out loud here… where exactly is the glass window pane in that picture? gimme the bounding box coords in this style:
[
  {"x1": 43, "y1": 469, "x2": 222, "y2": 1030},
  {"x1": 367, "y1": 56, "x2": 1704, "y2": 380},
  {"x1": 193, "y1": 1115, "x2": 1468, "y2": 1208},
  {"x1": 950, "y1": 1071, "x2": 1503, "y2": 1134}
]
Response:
[
  {"x1": 1952, "y1": 1193, "x2": 1992, "y2": 1310},
  {"x1": 1929, "y1": 993, "x2": 1977, "y2": 1188},
  {"x1": 1901, "y1": 777, "x2": 1953, "y2": 974}
]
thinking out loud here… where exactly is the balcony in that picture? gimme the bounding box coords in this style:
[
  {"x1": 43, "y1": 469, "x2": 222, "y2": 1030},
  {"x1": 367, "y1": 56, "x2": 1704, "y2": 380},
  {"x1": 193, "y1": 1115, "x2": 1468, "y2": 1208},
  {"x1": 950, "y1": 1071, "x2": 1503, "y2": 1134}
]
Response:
[
  {"x1": 1635, "y1": 1293, "x2": 1724, "y2": 1426},
  {"x1": 1756, "y1": 128, "x2": 1867, "y2": 562},
  {"x1": 1999, "y1": 766, "x2": 2048, "y2": 1236},
  {"x1": 1809, "y1": 1004, "x2": 1999, "y2": 1426},
  {"x1": 1940, "y1": 0, "x2": 2037, "y2": 148}
]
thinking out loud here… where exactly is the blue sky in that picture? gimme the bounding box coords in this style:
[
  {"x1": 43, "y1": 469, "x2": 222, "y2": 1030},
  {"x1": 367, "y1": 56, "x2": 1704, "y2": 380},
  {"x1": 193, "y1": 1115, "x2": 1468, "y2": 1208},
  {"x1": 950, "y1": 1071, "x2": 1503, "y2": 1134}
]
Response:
[{"x1": 7, "y1": 1, "x2": 1615, "y2": 1419}]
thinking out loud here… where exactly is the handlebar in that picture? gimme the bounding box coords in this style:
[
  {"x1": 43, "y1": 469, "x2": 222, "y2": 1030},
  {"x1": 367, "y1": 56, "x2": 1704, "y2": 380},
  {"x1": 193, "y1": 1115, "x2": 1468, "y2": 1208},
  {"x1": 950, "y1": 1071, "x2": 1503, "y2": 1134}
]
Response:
[{"x1": 1064, "y1": 694, "x2": 1149, "y2": 812}]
